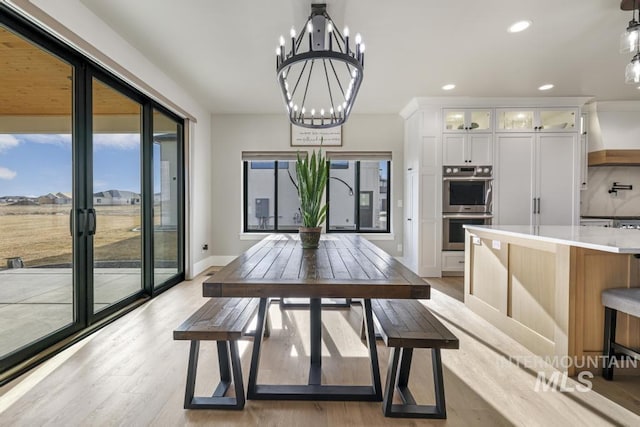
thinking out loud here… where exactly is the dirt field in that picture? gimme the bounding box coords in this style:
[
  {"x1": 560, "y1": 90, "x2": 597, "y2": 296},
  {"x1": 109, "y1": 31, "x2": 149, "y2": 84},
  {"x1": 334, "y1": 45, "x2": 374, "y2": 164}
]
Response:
[{"x1": 0, "y1": 204, "x2": 177, "y2": 267}]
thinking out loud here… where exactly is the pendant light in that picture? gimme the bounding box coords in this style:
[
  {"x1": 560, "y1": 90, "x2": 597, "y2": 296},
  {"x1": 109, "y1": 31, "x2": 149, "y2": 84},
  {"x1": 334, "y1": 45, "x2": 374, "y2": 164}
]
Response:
[{"x1": 275, "y1": 3, "x2": 365, "y2": 129}]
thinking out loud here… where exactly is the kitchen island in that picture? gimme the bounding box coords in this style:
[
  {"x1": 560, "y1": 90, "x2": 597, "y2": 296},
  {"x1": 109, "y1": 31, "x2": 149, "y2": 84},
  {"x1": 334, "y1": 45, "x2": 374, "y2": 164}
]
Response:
[{"x1": 463, "y1": 225, "x2": 640, "y2": 375}]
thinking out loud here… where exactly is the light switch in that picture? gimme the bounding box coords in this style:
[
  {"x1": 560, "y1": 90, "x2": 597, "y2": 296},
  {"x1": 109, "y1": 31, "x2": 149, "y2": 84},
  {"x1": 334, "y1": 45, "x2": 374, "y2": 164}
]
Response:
[
  {"x1": 397, "y1": 199, "x2": 403, "y2": 208},
  {"x1": 492, "y1": 240, "x2": 501, "y2": 250}
]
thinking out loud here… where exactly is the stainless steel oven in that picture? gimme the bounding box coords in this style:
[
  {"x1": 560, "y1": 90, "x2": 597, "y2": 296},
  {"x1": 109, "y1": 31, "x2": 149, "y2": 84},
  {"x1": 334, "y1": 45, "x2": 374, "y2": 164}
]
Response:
[
  {"x1": 443, "y1": 213, "x2": 493, "y2": 250},
  {"x1": 443, "y1": 166, "x2": 493, "y2": 213}
]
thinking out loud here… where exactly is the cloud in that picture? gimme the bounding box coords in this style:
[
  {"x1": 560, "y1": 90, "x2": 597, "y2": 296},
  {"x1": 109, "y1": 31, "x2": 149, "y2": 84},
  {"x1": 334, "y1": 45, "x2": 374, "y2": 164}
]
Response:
[
  {"x1": 94, "y1": 134, "x2": 140, "y2": 150},
  {"x1": 17, "y1": 134, "x2": 72, "y2": 147},
  {"x1": 0, "y1": 135, "x2": 19, "y2": 153},
  {"x1": 0, "y1": 166, "x2": 17, "y2": 180}
]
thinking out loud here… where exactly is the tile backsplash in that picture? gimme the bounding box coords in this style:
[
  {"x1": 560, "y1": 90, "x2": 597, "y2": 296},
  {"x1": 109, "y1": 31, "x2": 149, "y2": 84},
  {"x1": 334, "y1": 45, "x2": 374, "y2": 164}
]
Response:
[{"x1": 581, "y1": 166, "x2": 640, "y2": 217}]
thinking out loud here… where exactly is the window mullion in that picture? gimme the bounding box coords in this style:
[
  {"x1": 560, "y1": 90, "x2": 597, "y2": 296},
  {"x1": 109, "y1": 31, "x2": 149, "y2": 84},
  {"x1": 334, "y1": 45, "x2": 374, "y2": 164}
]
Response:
[
  {"x1": 274, "y1": 161, "x2": 279, "y2": 231},
  {"x1": 355, "y1": 161, "x2": 361, "y2": 233}
]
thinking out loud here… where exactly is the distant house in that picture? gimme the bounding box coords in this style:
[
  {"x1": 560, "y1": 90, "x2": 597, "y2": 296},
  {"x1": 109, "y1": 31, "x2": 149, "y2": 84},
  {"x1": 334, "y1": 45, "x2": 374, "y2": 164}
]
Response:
[
  {"x1": 93, "y1": 189, "x2": 141, "y2": 205},
  {"x1": 37, "y1": 193, "x2": 72, "y2": 205},
  {"x1": 55, "y1": 192, "x2": 72, "y2": 204}
]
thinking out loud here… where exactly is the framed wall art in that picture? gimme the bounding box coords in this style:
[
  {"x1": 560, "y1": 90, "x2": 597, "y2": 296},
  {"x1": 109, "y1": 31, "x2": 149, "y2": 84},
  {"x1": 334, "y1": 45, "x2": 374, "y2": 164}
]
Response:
[{"x1": 290, "y1": 125, "x2": 342, "y2": 147}]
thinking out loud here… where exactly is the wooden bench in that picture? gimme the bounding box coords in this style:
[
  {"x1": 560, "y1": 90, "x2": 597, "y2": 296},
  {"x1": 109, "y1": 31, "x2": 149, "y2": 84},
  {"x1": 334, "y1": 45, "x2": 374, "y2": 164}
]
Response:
[
  {"x1": 371, "y1": 299, "x2": 459, "y2": 419},
  {"x1": 173, "y1": 297, "x2": 259, "y2": 409},
  {"x1": 602, "y1": 287, "x2": 640, "y2": 380}
]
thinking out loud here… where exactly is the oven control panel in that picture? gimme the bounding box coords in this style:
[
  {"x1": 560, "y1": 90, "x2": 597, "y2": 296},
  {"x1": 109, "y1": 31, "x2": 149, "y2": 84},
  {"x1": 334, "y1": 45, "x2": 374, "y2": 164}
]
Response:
[{"x1": 443, "y1": 165, "x2": 492, "y2": 177}]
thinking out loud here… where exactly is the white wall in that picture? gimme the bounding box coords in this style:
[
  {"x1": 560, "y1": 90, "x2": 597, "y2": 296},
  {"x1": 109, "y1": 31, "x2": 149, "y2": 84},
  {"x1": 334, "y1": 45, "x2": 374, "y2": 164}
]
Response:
[
  {"x1": 211, "y1": 114, "x2": 404, "y2": 259},
  {"x1": 16, "y1": 0, "x2": 214, "y2": 277}
]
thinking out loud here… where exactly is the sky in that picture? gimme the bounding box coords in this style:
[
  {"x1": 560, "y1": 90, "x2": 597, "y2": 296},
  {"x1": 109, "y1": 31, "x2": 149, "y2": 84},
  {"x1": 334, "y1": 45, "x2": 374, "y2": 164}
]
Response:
[{"x1": 0, "y1": 133, "x2": 145, "y2": 197}]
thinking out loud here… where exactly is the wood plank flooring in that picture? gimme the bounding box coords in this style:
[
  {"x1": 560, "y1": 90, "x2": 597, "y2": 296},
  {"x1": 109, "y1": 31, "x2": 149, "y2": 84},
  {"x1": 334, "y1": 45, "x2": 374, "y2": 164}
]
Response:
[{"x1": 0, "y1": 273, "x2": 639, "y2": 426}]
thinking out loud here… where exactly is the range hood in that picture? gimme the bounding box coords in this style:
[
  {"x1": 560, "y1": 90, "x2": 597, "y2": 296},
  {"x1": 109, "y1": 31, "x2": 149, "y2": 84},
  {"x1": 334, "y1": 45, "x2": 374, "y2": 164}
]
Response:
[{"x1": 587, "y1": 101, "x2": 640, "y2": 166}]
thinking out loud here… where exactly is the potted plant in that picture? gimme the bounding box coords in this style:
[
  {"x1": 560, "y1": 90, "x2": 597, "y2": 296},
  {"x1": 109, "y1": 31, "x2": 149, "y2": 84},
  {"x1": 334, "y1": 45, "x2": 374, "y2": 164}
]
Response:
[{"x1": 295, "y1": 148, "x2": 329, "y2": 249}]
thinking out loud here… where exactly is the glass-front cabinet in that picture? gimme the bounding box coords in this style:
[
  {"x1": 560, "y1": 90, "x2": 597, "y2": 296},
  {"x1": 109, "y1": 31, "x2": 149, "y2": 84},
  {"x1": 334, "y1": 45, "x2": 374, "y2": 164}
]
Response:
[
  {"x1": 443, "y1": 109, "x2": 492, "y2": 132},
  {"x1": 496, "y1": 108, "x2": 578, "y2": 132}
]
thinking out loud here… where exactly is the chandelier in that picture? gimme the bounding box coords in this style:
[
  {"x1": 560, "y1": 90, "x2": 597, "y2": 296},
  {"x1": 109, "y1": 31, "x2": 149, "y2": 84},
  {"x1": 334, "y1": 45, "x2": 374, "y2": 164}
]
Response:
[
  {"x1": 275, "y1": 3, "x2": 364, "y2": 128},
  {"x1": 621, "y1": 0, "x2": 640, "y2": 83}
]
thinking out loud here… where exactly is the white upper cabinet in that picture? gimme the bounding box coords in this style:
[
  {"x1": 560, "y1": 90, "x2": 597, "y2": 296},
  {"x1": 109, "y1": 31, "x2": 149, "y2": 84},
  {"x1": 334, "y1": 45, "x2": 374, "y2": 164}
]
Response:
[
  {"x1": 442, "y1": 133, "x2": 492, "y2": 165},
  {"x1": 443, "y1": 109, "x2": 492, "y2": 132},
  {"x1": 496, "y1": 108, "x2": 578, "y2": 132},
  {"x1": 443, "y1": 109, "x2": 492, "y2": 165}
]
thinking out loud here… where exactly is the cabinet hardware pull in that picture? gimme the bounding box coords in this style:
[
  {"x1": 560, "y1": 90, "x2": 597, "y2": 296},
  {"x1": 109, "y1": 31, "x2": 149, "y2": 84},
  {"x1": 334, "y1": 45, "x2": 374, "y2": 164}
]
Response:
[{"x1": 537, "y1": 197, "x2": 541, "y2": 214}]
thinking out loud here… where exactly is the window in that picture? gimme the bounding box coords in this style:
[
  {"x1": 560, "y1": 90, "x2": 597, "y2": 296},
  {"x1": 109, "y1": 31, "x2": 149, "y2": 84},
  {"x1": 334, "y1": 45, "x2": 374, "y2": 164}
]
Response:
[
  {"x1": 326, "y1": 153, "x2": 391, "y2": 233},
  {"x1": 243, "y1": 153, "x2": 300, "y2": 232},
  {"x1": 242, "y1": 151, "x2": 391, "y2": 234}
]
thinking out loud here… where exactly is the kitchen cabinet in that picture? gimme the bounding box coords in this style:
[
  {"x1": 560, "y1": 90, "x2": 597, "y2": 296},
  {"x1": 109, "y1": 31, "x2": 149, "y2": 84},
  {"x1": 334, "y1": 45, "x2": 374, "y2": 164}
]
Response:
[
  {"x1": 496, "y1": 108, "x2": 578, "y2": 132},
  {"x1": 495, "y1": 132, "x2": 578, "y2": 226},
  {"x1": 443, "y1": 109, "x2": 492, "y2": 132},
  {"x1": 401, "y1": 107, "x2": 441, "y2": 277},
  {"x1": 442, "y1": 133, "x2": 492, "y2": 165},
  {"x1": 442, "y1": 250, "x2": 465, "y2": 272}
]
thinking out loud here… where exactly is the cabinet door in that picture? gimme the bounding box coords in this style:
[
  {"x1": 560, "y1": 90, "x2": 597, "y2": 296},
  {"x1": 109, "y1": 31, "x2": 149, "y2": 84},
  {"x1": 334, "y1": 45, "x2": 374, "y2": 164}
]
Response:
[
  {"x1": 495, "y1": 134, "x2": 535, "y2": 225},
  {"x1": 403, "y1": 171, "x2": 418, "y2": 271},
  {"x1": 442, "y1": 134, "x2": 466, "y2": 165},
  {"x1": 443, "y1": 110, "x2": 466, "y2": 132},
  {"x1": 469, "y1": 110, "x2": 492, "y2": 131},
  {"x1": 538, "y1": 109, "x2": 578, "y2": 132},
  {"x1": 468, "y1": 133, "x2": 492, "y2": 165},
  {"x1": 496, "y1": 109, "x2": 535, "y2": 132},
  {"x1": 537, "y1": 133, "x2": 577, "y2": 225}
]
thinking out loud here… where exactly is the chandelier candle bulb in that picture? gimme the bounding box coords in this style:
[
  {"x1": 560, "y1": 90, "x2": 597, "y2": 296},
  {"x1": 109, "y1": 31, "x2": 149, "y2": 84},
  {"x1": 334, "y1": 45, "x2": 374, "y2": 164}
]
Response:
[
  {"x1": 344, "y1": 27, "x2": 350, "y2": 54},
  {"x1": 290, "y1": 28, "x2": 296, "y2": 55}
]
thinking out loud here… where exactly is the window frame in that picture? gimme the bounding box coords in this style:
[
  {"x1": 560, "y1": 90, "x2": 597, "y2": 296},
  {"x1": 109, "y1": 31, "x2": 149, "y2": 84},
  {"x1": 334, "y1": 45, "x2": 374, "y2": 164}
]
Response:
[{"x1": 326, "y1": 159, "x2": 391, "y2": 234}]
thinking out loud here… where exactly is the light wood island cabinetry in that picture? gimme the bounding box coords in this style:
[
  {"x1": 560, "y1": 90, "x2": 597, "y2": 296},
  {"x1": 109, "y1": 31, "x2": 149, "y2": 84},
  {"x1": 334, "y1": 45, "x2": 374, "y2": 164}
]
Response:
[{"x1": 464, "y1": 225, "x2": 640, "y2": 375}]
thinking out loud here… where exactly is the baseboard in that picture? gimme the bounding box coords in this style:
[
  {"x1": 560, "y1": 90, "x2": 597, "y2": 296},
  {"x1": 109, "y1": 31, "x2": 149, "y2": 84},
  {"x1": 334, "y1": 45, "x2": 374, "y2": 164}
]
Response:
[{"x1": 210, "y1": 255, "x2": 237, "y2": 266}]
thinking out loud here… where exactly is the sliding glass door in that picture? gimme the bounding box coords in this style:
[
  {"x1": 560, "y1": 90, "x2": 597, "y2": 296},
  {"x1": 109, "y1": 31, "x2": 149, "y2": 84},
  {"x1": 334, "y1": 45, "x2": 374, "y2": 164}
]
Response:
[
  {"x1": 91, "y1": 78, "x2": 143, "y2": 313},
  {"x1": 0, "y1": 25, "x2": 76, "y2": 361},
  {"x1": 152, "y1": 109, "x2": 182, "y2": 289},
  {"x1": 0, "y1": 7, "x2": 185, "y2": 376}
]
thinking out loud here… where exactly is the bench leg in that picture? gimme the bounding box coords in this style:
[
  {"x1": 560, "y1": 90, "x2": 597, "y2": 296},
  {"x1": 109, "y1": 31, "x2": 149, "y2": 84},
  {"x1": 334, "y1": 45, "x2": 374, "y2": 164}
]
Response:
[
  {"x1": 603, "y1": 307, "x2": 617, "y2": 380},
  {"x1": 382, "y1": 347, "x2": 447, "y2": 419},
  {"x1": 183, "y1": 340, "x2": 245, "y2": 410}
]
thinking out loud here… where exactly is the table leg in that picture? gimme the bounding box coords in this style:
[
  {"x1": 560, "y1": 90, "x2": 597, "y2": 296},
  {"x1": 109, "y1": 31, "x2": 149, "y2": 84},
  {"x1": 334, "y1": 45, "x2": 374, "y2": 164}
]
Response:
[
  {"x1": 363, "y1": 298, "x2": 383, "y2": 400},
  {"x1": 246, "y1": 296, "x2": 382, "y2": 401},
  {"x1": 247, "y1": 297, "x2": 269, "y2": 399},
  {"x1": 309, "y1": 297, "x2": 322, "y2": 385}
]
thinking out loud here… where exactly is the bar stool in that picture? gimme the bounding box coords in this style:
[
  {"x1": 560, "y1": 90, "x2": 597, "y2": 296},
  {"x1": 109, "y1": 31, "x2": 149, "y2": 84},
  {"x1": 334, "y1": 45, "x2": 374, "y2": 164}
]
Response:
[{"x1": 601, "y1": 287, "x2": 640, "y2": 380}]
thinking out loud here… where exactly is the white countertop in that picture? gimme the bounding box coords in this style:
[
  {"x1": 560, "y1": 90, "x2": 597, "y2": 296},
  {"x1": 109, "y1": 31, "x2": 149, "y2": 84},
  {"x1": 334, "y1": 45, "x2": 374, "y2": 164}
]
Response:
[{"x1": 464, "y1": 225, "x2": 640, "y2": 254}]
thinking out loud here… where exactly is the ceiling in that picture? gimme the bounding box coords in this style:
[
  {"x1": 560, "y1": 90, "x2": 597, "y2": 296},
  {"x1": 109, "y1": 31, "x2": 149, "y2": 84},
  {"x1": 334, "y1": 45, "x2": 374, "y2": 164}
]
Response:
[{"x1": 78, "y1": 0, "x2": 640, "y2": 115}]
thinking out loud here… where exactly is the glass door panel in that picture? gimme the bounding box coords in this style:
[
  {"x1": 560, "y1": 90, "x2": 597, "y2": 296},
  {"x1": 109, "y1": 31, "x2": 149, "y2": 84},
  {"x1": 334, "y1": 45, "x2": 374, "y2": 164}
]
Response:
[
  {"x1": 497, "y1": 110, "x2": 534, "y2": 131},
  {"x1": 92, "y1": 78, "x2": 142, "y2": 313},
  {"x1": 0, "y1": 26, "x2": 75, "y2": 357},
  {"x1": 152, "y1": 109, "x2": 180, "y2": 288},
  {"x1": 539, "y1": 109, "x2": 576, "y2": 131}
]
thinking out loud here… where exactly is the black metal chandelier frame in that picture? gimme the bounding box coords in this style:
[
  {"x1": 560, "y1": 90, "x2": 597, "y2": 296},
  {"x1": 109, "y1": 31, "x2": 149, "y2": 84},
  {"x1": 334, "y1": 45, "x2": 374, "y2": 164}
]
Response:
[{"x1": 276, "y1": 3, "x2": 364, "y2": 129}]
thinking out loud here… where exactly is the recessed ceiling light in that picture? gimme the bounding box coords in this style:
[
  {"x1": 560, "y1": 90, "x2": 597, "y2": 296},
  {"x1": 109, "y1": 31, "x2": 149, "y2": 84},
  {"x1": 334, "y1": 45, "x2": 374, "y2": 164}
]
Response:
[
  {"x1": 508, "y1": 20, "x2": 531, "y2": 33},
  {"x1": 538, "y1": 84, "x2": 554, "y2": 91},
  {"x1": 442, "y1": 84, "x2": 456, "y2": 90}
]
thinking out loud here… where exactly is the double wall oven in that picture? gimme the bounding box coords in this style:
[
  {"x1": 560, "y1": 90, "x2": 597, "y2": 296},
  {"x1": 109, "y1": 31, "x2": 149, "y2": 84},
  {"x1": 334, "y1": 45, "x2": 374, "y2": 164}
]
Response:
[{"x1": 443, "y1": 166, "x2": 493, "y2": 250}]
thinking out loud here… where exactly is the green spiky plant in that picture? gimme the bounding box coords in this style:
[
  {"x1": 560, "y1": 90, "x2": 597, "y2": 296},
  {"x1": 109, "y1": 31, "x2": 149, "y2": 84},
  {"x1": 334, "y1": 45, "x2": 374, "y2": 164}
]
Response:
[{"x1": 296, "y1": 148, "x2": 329, "y2": 229}]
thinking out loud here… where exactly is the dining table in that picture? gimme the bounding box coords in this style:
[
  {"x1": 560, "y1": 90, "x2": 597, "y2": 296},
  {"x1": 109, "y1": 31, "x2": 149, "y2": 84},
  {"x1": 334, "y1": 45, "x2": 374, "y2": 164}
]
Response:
[{"x1": 202, "y1": 233, "x2": 430, "y2": 401}]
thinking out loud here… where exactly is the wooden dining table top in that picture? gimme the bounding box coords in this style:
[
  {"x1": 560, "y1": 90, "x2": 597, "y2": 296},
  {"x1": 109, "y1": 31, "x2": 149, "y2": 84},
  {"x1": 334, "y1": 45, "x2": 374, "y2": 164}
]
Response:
[{"x1": 202, "y1": 234, "x2": 430, "y2": 300}]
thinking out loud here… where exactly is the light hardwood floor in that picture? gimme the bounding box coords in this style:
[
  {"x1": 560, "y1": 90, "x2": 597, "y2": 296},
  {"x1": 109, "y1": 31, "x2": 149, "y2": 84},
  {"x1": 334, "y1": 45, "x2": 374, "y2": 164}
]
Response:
[{"x1": 0, "y1": 273, "x2": 639, "y2": 426}]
